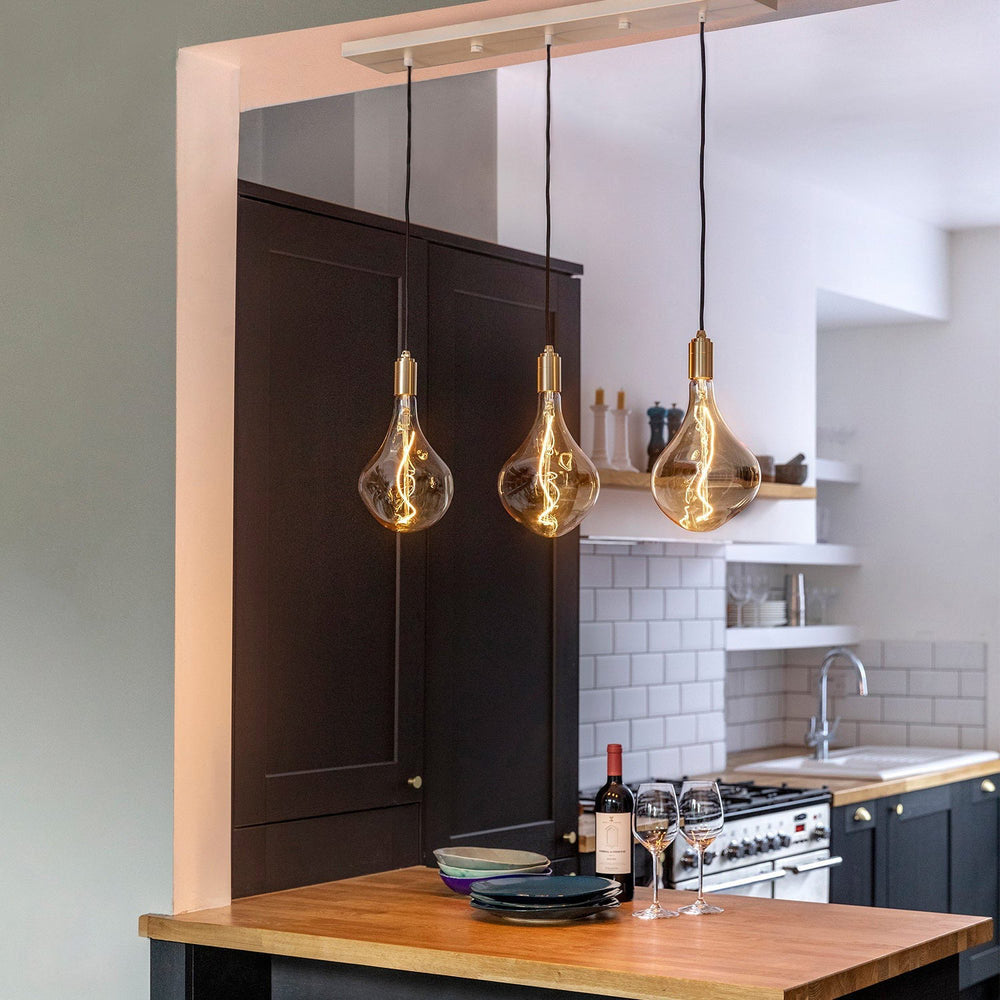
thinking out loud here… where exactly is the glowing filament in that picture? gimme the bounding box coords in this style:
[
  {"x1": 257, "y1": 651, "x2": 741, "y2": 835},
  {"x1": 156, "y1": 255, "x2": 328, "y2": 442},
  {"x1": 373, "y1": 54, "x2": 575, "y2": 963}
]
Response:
[
  {"x1": 536, "y1": 402, "x2": 561, "y2": 532},
  {"x1": 393, "y1": 406, "x2": 418, "y2": 527},
  {"x1": 681, "y1": 385, "x2": 717, "y2": 530}
]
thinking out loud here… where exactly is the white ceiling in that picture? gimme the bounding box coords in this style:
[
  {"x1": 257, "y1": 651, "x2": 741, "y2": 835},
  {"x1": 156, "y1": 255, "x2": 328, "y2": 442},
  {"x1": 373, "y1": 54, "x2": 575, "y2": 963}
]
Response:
[{"x1": 560, "y1": 0, "x2": 1000, "y2": 231}]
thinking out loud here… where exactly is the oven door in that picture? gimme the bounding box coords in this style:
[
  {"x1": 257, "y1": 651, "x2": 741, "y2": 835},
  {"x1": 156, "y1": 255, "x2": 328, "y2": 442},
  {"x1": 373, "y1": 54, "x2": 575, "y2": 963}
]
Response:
[
  {"x1": 774, "y1": 848, "x2": 842, "y2": 903},
  {"x1": 676, "y1": 860, "x2": 785, "y2": 898}
]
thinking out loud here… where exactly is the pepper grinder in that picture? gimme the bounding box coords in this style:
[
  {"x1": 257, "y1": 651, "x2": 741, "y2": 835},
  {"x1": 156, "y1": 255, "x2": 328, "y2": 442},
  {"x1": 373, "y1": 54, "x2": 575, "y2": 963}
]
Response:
[
  {"x1": 666, "y1": 402, "x2": 684, "y2": 444},
  {"x1": 646, "y1": 401, "x2": 667, "y2": 473},
  {"x1": 589, "y1": 387, "x2": 610, "y2": 467},
  {"x1": 611, "y1": 389, "x2": 639, "y2": 472}
]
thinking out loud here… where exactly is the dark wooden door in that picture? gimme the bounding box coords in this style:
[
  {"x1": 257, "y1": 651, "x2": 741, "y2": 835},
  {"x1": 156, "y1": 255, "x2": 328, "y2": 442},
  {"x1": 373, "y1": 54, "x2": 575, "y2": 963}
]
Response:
[
  {"x1": 951, "y1": 774, "x2": 1000, "y2": 989},
  {"x1": 878, "y1": 785, "x2": 952, "y2": 913},
  {"x1": 830, "y1": 800, "x2": 877, "y2": 907},
  {"x1": 421, "y1": 245, "x2": 580, "y2": 866},
  {"x1": 232, "y1": 193, "x2": 426, "y2": 894}
]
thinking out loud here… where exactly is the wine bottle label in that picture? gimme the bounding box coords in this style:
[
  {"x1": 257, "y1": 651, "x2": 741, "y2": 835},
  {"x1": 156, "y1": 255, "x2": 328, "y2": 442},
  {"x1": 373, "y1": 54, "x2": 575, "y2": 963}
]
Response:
[{"x1": 595, "y1": 812, "x2": 632, "y2": 874}]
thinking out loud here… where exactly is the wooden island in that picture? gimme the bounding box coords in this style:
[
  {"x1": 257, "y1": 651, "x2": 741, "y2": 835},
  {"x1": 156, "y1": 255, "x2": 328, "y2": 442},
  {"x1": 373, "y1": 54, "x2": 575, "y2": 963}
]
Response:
[{"x1": 140, "y1": 867, "x2": 991, "y2": 1000}]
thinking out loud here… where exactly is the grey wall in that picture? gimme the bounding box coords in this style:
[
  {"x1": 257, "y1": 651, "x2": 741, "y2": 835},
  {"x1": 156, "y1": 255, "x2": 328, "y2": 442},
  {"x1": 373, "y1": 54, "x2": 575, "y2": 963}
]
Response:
[
  {"x1": 1, "y1": 1, "x2": 465, "y2": 997},
  {"x1": 240, "y1": 72, "x2": 498, "y2": 243}
]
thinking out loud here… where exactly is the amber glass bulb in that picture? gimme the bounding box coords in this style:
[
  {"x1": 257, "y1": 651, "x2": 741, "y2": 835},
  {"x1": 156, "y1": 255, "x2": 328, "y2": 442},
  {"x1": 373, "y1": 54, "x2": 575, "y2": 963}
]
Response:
[
  {"x1": 358, "y1": 352, "x2": 454, "y2": 532},
  {"x1": 651, "y1": 336, "x2": 759, "y2": 532},
  {"x1": 498, "y1": 347, "x2": 599, "y2": 538}
]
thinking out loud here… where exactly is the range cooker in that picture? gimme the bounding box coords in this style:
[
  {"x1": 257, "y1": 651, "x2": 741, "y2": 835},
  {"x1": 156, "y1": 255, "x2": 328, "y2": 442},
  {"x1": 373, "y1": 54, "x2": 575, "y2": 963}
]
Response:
[{"x1": 582, "y1": 779, "x2": 841, "y2": 903}]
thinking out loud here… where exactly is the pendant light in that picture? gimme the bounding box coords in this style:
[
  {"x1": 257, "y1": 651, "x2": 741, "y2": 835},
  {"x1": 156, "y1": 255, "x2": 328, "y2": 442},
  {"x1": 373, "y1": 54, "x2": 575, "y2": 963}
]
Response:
[
  {"x1": 359, "y1": 57, "x2": 454, "y2": 532},
  {"x1": 498, "y1": 37, "x2": 599, "y2": 539},
  {"x1": 650, "y1": 16, "x2": 760, "y2": 532}
]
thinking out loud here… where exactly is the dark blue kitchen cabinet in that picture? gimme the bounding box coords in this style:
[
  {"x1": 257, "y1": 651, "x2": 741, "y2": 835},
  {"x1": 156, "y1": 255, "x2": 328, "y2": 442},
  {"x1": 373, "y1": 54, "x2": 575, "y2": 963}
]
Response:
[
  {"x1": 831, "y1": 774, "x2": 1000, "y2": 997},
  {"x1": 232, "y1": 183, "x2": 582, "y2": 896}
]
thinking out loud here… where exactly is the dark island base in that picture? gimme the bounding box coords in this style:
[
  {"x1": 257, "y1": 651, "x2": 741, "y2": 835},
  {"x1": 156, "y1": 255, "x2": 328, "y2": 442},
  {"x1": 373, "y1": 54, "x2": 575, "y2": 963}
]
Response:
[{"x1": 151, "y1": 941, "x2": 961, "y2": 1000}]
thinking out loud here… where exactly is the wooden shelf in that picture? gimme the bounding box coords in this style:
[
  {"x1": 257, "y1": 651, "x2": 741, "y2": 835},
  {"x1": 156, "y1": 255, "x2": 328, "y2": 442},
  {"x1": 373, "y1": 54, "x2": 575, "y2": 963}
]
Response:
[
  {"x1": 598, "y1": 468, "x2": 816, "y2": 499},
  {"x1": 726, "y1": 624, "x2": 861, "y2": 652},
  {"x1": 724, "y1": 542, "x2": 861, "y2": 566}
]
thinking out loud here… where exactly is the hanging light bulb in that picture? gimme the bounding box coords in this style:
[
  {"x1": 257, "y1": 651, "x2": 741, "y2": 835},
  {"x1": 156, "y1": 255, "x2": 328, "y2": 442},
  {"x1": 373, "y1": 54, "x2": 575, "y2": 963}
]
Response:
[
  {"x1": 358, "y1": 57, "x2": 453, "y2": 532},
  {"x1": 651, "y1": 331, "x2": 759, "y2": 531},
  {"x1": 499, "y1": 345, "x2": 599, "y2": 538},
  {"x1": 497, "y1": 37, "x2": 599, "y2": 538},
  {"x1": 359, "y1": 351, "x2": 454, "y2": 531},
  {"x1": 650, "y1": 16, "x2": 759, "y2": 532}
]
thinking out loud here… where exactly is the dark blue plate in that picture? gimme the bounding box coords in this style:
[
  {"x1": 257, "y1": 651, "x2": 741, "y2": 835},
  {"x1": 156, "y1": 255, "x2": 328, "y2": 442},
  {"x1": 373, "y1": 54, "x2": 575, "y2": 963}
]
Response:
[{"x1": 468, "y1": 875, "x2": 619, "y2": 903}]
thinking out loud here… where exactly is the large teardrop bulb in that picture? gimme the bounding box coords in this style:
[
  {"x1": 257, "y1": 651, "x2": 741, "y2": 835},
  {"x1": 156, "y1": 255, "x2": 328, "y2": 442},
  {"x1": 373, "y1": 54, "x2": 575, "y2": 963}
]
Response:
[
  {"x1": 650, "y1": 331, "x2": 760, "y2": 532},
  {"x1": 358, "y1": 351, "x2": 454, "y2": 532},
  {"x1": 498, "y1": 346, "x2": 600, "y2": 538}
]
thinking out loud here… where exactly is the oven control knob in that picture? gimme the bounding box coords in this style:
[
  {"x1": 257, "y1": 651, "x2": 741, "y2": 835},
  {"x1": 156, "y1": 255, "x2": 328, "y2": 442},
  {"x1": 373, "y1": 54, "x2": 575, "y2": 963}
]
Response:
[
  {"x1": 778, "y1": 833, "x2": 791, "y2": 848},
  {"x1": 743, "y1": 839, "x2": 756, "y2": 856},
  {"x1": 703, "y1": 850, "x2": 717, "y2": 865},
  {"x1": 681, "y1": 850, "x2": 698, "y2": 869},
  {"x1": 754, "y1": 837, "x2": 767, "y2": 854},
  {"x1": 724, "y1": 843, "x2": 743, "y2": 860},
  {"x1": 811, "y1": 824, "x2": 829, "y2": 840}
]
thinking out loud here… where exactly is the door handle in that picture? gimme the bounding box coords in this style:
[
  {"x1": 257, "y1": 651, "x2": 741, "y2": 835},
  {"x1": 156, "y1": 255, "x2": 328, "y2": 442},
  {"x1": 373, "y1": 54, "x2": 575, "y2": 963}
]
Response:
[
  {"x1": 783, "y1": 856, "x2": 843, "y2": 875},
  {"x1": 562, "y1": 831, "x2": 578, "y2": 845},
  {"x1": 895, "y1": 803, "x2": 903, "y2": 816},
  {"x1": 407, "y1": 775, "x2": 423, "y2": 789},
  {"x1": 853, "y1": 806, "x2": 872, "y2": 823},
  {"x1": 982, "y1": 779, "x2": 996, "y2": 794},
  {"x1": 705, "y1": 870, "x2": 786, "y2": 893}
]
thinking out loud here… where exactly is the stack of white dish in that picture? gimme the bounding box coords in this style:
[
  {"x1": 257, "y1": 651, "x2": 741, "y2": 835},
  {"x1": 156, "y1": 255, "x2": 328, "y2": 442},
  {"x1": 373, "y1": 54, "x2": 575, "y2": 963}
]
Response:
[{"x1": 727, "y1": 599, "x2": 788, "y2": 627}]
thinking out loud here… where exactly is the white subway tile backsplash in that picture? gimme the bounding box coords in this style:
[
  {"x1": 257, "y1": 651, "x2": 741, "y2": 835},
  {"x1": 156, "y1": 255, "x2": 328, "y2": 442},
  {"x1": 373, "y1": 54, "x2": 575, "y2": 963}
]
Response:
[
  {"x1": 665, "y1": 651, "x2": 698, "y2": 683},
  {"x1": 711, "y1": 681, "x2": 726, "y2": 711},
  {"x1": 648, "y1": 556, "x2": 680, "y2": 588},
  {"x1": 697, "y1": 649, "x2": 726, "y2": 681},
  {"x1": 665, "y1": 589, "x2": 697, "y2": 620},
  {"x1": 580, "y1": 622, "x2": 613, "y2": 656},
  {"x1": 580, "y1": 656, "x2": 595, "y2": 691},
  {"x1": 681, "y1": 682, "x2": 712, "y2": 714},
  {"x1": 648, "y1": 747, "x2": 682, "y2": 776},
  {"x1": 934, "y1": 698, "x2": 985, "y2": 726},
  {"x1": 681, "y1": 743, "x2": 714, "y2": 775},
  {"x1": 711, "y1": 558, "x2": 727, "y2": 588},
  {"x1": 614, "y1": 621, "x2": 647, "y2": 654},
  {"x1": 883, "y1": 640, "x2": 933, "y2": 670},
  {"x1": 595, "y1": 588, "x2": 630, "y2": 621},
  {"x1": 960, "y1": 727, "x2": 986, "y2": 750},
  {"x1": 580, "y1": 689, "x2": 612, "y2": 723},
  {"x1": 579, "y1": 756, "x2": 607, "y2": 791},
  {"x1": 907, "y1": 670, "x2": 956, "y2": 697},
  {"x1": 961, "y1": 672, "x2": 986, "y2": 699},
  {"x1": 696, "y1": 588, "x2": 726, "y2": 619},
  {"x1": 613, "y1": 555, "x2": 647, "y2": 588},
  {"x1": 613, "y1": 686, "x2": 648, "y2": 720},
  {"x1": 697, "y1": 543, "x2": 725, "y2": 558},
  {"x1": 632, "y1": 716, "x2": 665, "y2": 749},
  {"x1": 837, "y1": 694, "x2": 883, "y2": 722},
  {"x1": 649, "y1": 620, "x2": 682, "y2": 652},
  {"x1": 631, "y1": 588, "x2": 664, "y2": 620},
  {"x1": 681, "y1": 557, "x2": 713, "y2": 589},
  {"x1": 580, "y1": 554, "x2": 612, "y2": 588},
  {"x1": 865, "y1": 670, "x2": 909, "y2": 696},
  {"x1": 579, "y1": 589, "x2": 595, "y2": 623},
  {"x1": 648, "y1": 684, "x2": 681, "y2": 717},
  {"x1": 594, "y1": 720, "x2": 631, "y2": 749},
  {"x1": 631, "y1": 653, "x2": 664, "y2": 686},
  {"x1": 681, "y1": 619, "x2": 713, "y2": 650},
  {"x1": 632, "y1": 542, "x2": 665, "y2": 556},
  {"x1": 622, "y1": 750, "x2": 649, "y2": 781},
  {"x1": 595, "y1": 655, "x2": 631, "y2": 689},
  {"x1": 855, "y1": 640, "x2": 884, "y2": 668},
  {"x1": 665, "y1": 714, "x2": 698, "y2": 747},
  {"x1": 883, "y1": 696, "x2": 932, "y2": 724},
  {"x1": 857, "y1": 722, "x2": 908, "y2": 745},
  {"x1": 697, "y1": 712, "x2": 726, "y2": 743},
  {"x1": 711, "y1": 620, "x2": 727, "y2": 650},
  {"x1": 909, "y1": 724, "x2": 960, "y2": 747},
  {"x1": 579, "y1": 724, "x2": 595, "y2": 758}
]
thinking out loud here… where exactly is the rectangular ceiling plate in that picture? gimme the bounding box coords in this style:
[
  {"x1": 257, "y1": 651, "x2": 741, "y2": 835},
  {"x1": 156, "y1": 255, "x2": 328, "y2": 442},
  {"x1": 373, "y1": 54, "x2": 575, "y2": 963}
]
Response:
[{"x1": 342, "y1": 0, "x2": 778, "y2": 74}]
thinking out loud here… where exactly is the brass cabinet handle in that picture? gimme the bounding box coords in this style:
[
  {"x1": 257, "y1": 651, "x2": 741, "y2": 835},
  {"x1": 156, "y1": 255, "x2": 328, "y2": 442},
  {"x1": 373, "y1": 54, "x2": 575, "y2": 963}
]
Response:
[
  {"x1": 407, "y1": 775, "x2": 423, "y2": 789},
  {"x1": 895, "y1": 803, "x2": 904, "y2": 816},
  {"x1": 562, "y1": 831, "x2": 578, "y2": 845},
  {"x1": 853, "y1": 806, "x2": 872, "y2": 823},
  {"x1": 983, "y1": 779, "x2": 997, "y2": 794}
]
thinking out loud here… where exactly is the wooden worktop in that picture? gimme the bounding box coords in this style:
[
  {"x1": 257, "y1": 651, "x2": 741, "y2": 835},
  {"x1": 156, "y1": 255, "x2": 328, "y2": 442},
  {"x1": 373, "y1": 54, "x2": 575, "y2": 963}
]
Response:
[
  {"x1": 725, "y1": 745, "x2": 1000, "y2": 807},
  {"x1": 140, "y1": 866, "x2": 990, "y2": 1000}
]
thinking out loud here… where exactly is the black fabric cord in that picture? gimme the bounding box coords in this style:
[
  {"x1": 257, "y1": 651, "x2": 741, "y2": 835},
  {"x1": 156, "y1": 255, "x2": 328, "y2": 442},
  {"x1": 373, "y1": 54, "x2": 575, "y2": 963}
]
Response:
[
  {"x1": 545, "y1": 41, "x2": 553, "y2": 349},
  {"x1": 403, "y1": 62, "x2": 412, "y2": 355},
  {"x1": 699, "y1": 18, "x2": 707, "y2": 333}
]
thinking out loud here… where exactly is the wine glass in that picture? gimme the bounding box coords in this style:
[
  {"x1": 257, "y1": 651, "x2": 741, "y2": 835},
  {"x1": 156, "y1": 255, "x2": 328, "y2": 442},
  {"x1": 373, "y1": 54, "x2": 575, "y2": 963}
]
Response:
[
  {"x1": 678, "y1": 780, "x2": 725, "y2": 916},
  {"x1": 632, "y1": 783, "x2": 680, "y2": 919},
  {"x1": 726, "y1": 567, "x2": 751, "y2": 627},
  {"x1": 747, "y1": 571, "x2": 770, "y2": 626}
]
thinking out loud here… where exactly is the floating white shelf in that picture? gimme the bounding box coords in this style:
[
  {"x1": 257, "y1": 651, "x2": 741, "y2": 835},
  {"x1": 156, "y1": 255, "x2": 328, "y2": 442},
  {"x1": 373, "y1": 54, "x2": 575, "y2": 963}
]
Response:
[
  {"x1": 815, "y1": 458, "x2": 861, "y2": 485},
  {"x1": 724, "y1": 542, "x2": 862, "y2": 566},
  {"x1": 726, "y1": 624, "x2": 861, "y2": 652}
]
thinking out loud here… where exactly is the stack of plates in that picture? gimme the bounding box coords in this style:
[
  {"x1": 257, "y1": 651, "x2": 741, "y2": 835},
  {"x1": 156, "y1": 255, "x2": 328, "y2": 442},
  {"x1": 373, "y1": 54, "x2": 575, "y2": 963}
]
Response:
[
  {"x1": 468, "y1": 875, "x2": 621, "y2": 925},
  {"x1": 433, "y1": 847, "x2": 551, "y2": 894},
  {"x1": 727, "y1": 600, "x2": 787, "y2": 627}
]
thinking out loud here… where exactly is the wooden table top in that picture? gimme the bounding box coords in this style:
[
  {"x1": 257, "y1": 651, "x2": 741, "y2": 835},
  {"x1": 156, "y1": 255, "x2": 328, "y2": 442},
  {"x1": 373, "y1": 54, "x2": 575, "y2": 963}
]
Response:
[
  {"x1": 140, "y1": 867, "x2": 991, "y2": 1000},
  {"x1": 724, "y1": 746, "x2": 1000, "y2": 807}
]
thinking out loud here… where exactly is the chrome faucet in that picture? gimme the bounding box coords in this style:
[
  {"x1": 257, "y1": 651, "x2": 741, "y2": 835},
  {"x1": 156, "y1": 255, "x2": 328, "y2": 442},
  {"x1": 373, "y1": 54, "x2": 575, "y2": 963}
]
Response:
[{"x1": 805, "y1": 647, "x2": 868, "y2": 761}]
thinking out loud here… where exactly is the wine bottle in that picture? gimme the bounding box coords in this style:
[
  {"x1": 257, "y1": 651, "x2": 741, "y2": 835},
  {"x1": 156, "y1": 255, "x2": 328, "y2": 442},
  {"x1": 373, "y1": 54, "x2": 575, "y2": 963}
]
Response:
[{"x1": 593, "y1": 743, "x2": 635, "y2": 901}]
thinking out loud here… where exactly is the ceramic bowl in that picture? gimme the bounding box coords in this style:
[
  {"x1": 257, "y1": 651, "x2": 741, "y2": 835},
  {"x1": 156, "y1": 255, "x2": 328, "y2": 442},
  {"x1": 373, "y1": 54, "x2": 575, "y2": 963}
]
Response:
[
  {"x1": 438, "y1": 861, "x2": 550, "y2": 879},
  {"x1": 433, "y1": 847, "x2": 549, "y2": 871},
  {"x1": 439, "y1": 869, "x2": 552, "y2": 896}
]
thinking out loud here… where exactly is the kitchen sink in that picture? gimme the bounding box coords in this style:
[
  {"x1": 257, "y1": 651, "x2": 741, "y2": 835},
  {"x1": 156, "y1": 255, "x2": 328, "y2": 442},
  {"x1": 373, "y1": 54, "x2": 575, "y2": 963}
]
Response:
[{"x1": 735, "y1": 745, "x2": 999, "y2": 781}]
